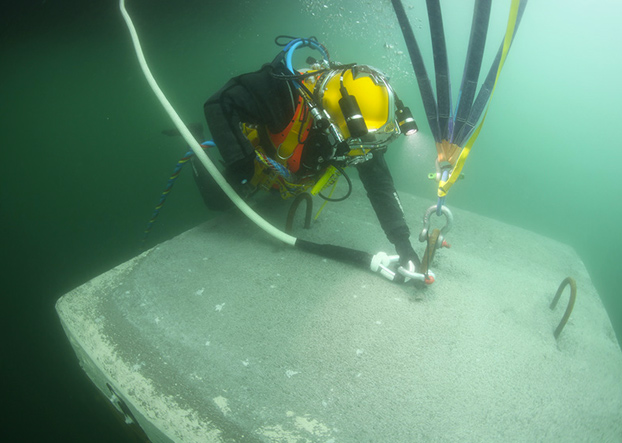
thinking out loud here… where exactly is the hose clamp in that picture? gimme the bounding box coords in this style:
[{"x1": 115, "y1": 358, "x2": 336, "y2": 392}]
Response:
[{"x1": 370, "y1": 252, "x2": 431, "y2": 284}]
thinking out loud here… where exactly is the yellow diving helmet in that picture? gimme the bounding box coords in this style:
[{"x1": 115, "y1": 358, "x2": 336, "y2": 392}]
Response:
[{"x1": 309, "y1": 64, "x2": 417, "y2": 153}]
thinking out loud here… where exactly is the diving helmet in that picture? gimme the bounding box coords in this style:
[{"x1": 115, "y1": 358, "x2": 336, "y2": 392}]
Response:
[{"x1": 308, "y1": 65, "x2": 417, "y2": 150}]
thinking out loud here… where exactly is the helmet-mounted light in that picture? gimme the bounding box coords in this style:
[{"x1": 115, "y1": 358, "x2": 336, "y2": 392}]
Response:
[{"x1": 395, "y1": 99, "x2": 418, "y2": 136}]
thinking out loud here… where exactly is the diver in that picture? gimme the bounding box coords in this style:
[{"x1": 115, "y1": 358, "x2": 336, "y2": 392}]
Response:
[{"x1": 191, "y1": 36, "x2": 422, "y2": 270}]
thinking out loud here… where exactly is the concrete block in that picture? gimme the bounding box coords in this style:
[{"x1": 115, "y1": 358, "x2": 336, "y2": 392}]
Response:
[{"x1": 56, "y1": 189, "x2": 622, "y2": 442}]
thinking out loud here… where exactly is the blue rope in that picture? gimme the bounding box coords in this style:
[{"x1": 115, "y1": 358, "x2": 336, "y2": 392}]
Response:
[{"x1": 141, "y1": 141, "x2": 215, "y2": 248}]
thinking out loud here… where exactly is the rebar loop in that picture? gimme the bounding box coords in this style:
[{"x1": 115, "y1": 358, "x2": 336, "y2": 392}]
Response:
[
  {"x1": 286, "y1": 193, "x2": 313, "y2": 233},
  {"x1": 549, "y1": 277, "x2": 577, "y2": 339}
]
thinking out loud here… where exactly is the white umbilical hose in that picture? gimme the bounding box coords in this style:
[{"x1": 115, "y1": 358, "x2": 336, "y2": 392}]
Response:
[{"x1": 119, "y1": 0, "x2": 296, "y2": 246}]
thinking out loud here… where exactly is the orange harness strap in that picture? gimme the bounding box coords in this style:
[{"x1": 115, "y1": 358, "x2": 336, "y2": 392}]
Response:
[{"x1": 267, "y1": 96, "x2": 313, "y2": 173}]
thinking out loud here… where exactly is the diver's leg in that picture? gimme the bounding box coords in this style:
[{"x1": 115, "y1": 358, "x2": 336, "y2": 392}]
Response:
[{"x1": 190, "y1": 156, "x2": 233, "y2": 211}]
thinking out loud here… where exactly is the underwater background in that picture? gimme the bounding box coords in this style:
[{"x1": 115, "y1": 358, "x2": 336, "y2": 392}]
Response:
[{"x1": 2, "y1": 0, "x2": 620, "y2": 440}]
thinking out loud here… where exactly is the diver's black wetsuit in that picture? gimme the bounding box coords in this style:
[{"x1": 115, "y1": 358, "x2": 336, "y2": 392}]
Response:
[{"x1": 195, "y1": 58, "x2": 417, "y2": 261}]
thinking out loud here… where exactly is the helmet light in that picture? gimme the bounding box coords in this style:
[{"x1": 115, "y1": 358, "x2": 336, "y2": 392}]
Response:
[{"x1": 395, "y1": 100, "x2": 418, "y2": 136}]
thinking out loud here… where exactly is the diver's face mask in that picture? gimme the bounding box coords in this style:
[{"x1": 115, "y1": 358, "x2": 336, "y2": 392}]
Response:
[{"x1": 304, "y1": 64, "x2": 417, "y2": 164}]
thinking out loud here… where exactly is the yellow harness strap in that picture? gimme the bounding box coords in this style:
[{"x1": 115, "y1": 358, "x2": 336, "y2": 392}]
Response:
[{"x1": 438, "y1": 0, "x2": 521, "y2": 198}]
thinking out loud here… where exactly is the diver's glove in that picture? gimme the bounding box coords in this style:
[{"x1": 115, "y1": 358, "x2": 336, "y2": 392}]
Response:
[{"x1": 394, "y1": 239, "x2": 421, "y2": 270}]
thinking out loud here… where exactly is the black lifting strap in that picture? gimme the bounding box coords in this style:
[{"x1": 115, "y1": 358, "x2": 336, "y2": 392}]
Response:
[
  {"x1": 427, "y1": 0, "x2": 452, "y2": 142},
  {"x1": 453, "y1": 0, "x2": 528, "y2": 147},
  {"x1": 391, "y1": 0, "x2": 441, "y2": 143},
  {"x1": 392, "y1": 0, "x2": 528, "y2": 148},
  {"x1": 452, "y1": 0, "x2": 492, "y2": 142}
]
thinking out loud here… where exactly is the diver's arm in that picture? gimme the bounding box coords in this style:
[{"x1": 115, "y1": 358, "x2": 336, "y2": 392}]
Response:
[{"x1": 356, "y1": 152, "x2": 420, "y2": 267}]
